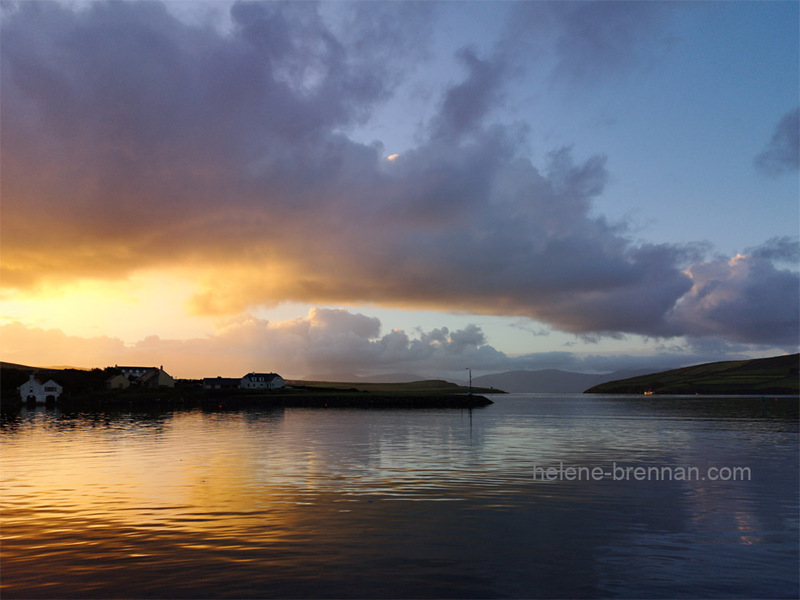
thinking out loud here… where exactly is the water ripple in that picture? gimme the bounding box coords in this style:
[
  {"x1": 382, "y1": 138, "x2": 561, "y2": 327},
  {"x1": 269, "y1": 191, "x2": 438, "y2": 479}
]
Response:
[{"x1": 1, "y1": 396, "x2": 797, "y2": 598}]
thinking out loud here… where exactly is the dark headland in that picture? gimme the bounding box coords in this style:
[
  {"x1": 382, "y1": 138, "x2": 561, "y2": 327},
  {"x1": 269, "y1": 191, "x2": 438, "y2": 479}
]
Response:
[{"x1": 585, "y1": 353, "x2": 799, "y2": 395}]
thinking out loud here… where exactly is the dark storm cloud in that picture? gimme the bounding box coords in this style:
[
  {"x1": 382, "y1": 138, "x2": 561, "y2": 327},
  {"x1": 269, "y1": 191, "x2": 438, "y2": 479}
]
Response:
[
  {"x1": 754, "y1": 108, "x2": 800, "y2": 175},
  {"x1": 1, "y1": 0, "x2": 796, "y2": 349}
]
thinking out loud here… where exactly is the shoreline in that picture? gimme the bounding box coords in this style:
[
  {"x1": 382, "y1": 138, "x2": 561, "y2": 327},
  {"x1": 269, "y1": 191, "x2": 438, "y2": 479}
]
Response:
[{"x1": 2, "y1": 389, "x2": 494, "y2": 410}]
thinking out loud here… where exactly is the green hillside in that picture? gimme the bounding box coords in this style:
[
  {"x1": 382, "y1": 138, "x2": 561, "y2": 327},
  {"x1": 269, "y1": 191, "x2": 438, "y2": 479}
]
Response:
[{"x1": 585, "y1": 354, "x2": 799, "y2": 395}]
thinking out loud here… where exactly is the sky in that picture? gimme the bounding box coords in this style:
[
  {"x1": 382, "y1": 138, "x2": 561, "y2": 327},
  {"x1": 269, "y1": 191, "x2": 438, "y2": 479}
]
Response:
[{"x1": 1, "y1": 0, "x2": 798, "y2": 381}]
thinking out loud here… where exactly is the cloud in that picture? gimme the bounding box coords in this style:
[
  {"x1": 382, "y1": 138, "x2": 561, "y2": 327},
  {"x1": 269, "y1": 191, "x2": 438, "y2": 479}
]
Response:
[
  {"x1": 3, "y1": 307, "x2": 788, "y2": 381},
  {"x1": 1, "y1": 1, "x2": 796, "y2": 351},
  {"x1": 669, "y1": 238, "x2": 800, "y2": 346},
  {"x1": 754, "y1": 107, "x2": 800, "y2": 175},
  {"x1": 0, "y1": 308, "x2": 508, "y2": 379},
  {"x1": 430, "y1": 47, "x2": 509, "y2": 141}
]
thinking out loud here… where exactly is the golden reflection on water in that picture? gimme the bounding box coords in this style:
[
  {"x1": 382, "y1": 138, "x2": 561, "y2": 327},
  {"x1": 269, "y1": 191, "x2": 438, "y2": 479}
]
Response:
[
  {"x1": 1, "y1": 398, "x2": 798, "y2": 599},
  {"x1": 0, "y1": 408, "x2": 380, "y2": 597},
  {"x1": 3, "y1": 410, "x2": 301, "y2": 539}
]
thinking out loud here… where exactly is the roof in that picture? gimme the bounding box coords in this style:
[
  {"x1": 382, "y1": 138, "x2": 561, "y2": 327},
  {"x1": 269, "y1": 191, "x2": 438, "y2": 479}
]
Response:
[
  {"x1": 242, "y1": 372, "x2": 282, "y2": 380},
  {"x1": 18, "y1": 376, "x2": 61, "y2": 389},
  {"x1": 18, "y1": 376, "x2": 43, "y2": 388},
  {"x1": 138, "y1": 369, "x2": 164, "y2": 381}
]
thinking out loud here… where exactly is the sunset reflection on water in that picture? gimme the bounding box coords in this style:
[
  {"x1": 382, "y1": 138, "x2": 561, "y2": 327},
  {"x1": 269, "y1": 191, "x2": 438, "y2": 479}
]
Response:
[{"x1": 2, "y1": 397, "x2": 798, "y2": 598}]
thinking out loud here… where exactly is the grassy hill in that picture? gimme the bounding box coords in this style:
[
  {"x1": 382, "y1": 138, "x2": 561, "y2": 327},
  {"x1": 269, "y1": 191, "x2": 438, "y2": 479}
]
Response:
[{"x1": 585, "y1": 354, "x2": 799, "y2": 395}]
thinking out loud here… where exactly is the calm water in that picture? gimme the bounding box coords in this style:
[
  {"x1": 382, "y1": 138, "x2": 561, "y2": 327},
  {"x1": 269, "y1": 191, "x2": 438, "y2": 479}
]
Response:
[{"x1": 1, "y1": 394, "x2": 797, "y2": 599}]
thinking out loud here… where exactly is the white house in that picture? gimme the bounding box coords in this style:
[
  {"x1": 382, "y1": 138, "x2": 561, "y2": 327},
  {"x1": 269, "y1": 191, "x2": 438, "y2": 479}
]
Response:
[
  {"x1": 241, "y1": 372, "x2": 285, "y2": 390},
  {"x1": 18, "y1": 374, "x2": 63, "y2": 404}
]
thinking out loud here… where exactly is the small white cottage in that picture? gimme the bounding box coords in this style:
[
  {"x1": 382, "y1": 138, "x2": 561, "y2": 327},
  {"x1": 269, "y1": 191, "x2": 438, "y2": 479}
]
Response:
[
  {"x1": 18, "y1": 374, "x2": 63, "y2": 404},
  {"x1": 240, "y1": 372, "x2": 285, "y2": 390}
]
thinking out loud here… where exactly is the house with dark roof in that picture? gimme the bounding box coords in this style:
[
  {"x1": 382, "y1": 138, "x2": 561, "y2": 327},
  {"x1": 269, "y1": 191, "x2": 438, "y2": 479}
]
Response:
[
  {"x1": 106, "y1": 373, "x2": 131, "y2": 390},
  {"x1": 115, "y1": 365, "x2": 175, "y2": 388},
  {"x1": 240, "y1": 372, "x2": 285, "y2": 390},
  {"x1": 116, "y1": 366, "x2": 152, "y2": 379},
  {"x1": 202, "y1": 377, "x2": 242, "y2": 390},
  {"x1": 138, "y1": 367, "x2": 175, "y2": 389}
]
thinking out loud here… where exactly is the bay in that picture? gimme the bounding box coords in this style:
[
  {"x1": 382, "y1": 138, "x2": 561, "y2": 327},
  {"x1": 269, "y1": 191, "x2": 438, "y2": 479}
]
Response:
[{"x1": 1, "y1": 394, "x2": 797, "y2": 598}]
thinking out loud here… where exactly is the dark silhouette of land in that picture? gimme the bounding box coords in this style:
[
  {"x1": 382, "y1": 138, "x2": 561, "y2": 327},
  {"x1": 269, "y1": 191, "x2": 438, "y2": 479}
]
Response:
[
  {"x1": 4, "y1": 353, "x2": 797, "y2": 406},
  {"x1": 585, "y1": 354, "x2": 799, "y2": 395},
  {"x1": 0, "y1": 365, "x2": 494, "y2": 409}
]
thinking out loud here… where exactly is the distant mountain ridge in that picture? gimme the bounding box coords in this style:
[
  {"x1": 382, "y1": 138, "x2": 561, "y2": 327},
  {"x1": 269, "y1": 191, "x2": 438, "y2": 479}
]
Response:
[
  {"x1": 472, "y1": 369, "x2": 653, "y2": 393},
  {"x1": 1, "y1": 362, "x2": 90, "y2": 371},
  {"x1": 0, "y1": 362, "x2": 34, "y2": 370},
  {"x1": 301, "y1": 373, "x2": 426, "y2": 384}
]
